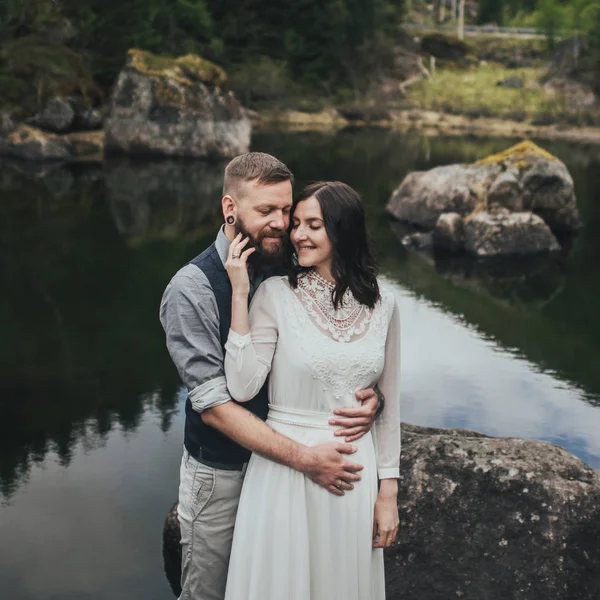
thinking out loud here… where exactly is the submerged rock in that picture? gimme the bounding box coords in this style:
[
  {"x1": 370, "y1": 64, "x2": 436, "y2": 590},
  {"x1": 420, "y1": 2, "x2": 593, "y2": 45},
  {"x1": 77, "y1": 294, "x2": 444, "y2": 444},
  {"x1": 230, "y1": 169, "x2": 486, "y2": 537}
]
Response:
[
  {"x1": 162, "y1": 424, "x2": 600, "y2": 599},
  {"x1": 105, "y1": 49, "x2": 250, "y2": 158}
]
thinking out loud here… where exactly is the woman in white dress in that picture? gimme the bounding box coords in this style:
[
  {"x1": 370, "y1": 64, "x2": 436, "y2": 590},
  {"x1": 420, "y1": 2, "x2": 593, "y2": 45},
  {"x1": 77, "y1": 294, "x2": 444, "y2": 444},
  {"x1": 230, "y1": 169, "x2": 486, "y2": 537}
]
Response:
[{"x1": 223, "y1": 181, "x2": 401, "y2": 600}]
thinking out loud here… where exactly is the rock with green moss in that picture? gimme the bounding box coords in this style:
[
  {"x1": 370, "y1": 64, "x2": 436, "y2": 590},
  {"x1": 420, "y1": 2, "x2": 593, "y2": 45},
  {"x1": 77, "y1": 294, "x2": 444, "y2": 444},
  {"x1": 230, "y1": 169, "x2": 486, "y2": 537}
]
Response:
[
  {"x1": 104, "y1": 49, "x2": 250, "y2": 158},
  {"x1": 387, "y1": 141, "x2": 581, "y2": 257},
  {"x1": 386, "y1": 162, "x2": 501, "y2": 228}
]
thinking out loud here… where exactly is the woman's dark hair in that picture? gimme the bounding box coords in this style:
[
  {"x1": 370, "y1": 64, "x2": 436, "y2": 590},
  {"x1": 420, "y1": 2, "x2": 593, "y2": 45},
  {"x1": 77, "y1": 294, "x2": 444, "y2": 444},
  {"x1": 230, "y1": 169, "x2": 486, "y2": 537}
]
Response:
[{"x1": 288, "y1": 181, "x2": 380, "y2": 309}]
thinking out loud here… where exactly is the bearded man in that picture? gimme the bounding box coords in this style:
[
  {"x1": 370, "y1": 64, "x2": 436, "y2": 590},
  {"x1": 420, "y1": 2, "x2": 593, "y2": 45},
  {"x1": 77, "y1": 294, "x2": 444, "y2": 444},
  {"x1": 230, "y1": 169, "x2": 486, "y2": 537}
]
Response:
[{"x1": 160, "y1": 152, "x2": 382, "y2": 600}]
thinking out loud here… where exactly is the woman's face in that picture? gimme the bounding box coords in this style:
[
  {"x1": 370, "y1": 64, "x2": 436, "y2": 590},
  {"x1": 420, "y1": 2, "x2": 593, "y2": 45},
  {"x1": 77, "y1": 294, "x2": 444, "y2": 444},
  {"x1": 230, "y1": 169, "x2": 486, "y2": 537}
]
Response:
[{"x1": 290, "y1": 196, "x2": 334, "y2": 275}]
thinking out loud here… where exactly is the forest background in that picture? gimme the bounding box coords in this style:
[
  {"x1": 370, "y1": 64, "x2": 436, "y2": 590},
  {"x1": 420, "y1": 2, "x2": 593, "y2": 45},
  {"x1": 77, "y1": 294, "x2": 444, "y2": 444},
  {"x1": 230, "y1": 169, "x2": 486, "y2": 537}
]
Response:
[{"x1": 1, "y1": 0, "x2": 600, "y2": 122}]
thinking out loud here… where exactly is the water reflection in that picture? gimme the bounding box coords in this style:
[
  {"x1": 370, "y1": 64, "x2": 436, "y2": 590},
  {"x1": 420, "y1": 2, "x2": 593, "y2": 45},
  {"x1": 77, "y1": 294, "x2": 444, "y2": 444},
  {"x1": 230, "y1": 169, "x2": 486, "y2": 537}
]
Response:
[
  {"x1": 389, "y1": 221, "x2": 568, "y2": 312},
  {"x1": 1, "y1": 130, "x2": 600, "y2": 600},
  {"x1": 394, "y1": 283, "x2": 600, "y2": 471},
  {"x1": 0, "y1": 160, "x2": 225, "y2": 498},
  {"x1": 106, "y1": 159, "x2": 225, "y2": 245}
]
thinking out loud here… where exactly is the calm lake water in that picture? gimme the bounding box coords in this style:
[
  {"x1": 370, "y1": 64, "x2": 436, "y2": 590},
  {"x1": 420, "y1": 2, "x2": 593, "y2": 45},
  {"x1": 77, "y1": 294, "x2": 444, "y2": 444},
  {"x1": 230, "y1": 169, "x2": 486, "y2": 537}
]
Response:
[{"x1": 1, "y1": 129, "x2": 600, "y2": 599}]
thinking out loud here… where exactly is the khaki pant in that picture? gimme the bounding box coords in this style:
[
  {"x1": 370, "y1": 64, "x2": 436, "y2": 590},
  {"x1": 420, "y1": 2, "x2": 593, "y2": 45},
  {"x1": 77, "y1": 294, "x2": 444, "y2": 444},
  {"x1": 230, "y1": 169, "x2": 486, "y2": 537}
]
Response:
[{"x1": 177, "y1": 449, "x2": 246, "y2": 600}]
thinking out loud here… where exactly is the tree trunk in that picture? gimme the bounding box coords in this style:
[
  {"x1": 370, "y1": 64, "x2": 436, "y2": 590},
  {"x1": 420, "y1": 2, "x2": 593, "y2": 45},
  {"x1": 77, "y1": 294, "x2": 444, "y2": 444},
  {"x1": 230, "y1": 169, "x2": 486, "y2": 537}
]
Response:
[{"x1": 458, "y1": 0, "x2": 465, "y2": 40}]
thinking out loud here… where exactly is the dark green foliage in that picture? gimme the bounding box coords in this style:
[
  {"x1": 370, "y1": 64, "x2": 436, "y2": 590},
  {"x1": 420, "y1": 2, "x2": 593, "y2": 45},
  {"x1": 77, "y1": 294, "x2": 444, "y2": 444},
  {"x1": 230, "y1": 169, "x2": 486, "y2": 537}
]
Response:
[
  {"x1": 0, "y1": 1, "x2": 99, "y2": 115},
  {"x1": 0, "y1": 0, "x2": 406, "y2": 113}
]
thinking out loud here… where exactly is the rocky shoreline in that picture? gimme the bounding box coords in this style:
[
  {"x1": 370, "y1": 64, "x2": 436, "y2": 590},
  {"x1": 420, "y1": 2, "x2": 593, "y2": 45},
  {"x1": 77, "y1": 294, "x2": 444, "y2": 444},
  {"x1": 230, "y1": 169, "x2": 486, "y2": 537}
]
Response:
[{"x1": 6, "y1": 107, "x2": 600, "y2": 165}]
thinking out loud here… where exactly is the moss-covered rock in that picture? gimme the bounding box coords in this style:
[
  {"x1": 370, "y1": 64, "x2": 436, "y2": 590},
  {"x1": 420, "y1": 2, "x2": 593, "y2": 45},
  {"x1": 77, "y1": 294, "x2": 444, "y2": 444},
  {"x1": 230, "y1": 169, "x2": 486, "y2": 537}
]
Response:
[
  {"x1": 127, "y1": 49, "x2": 227, "y2": 88},
  {"x1": 475, "y1": 140, "x2": 557, "y2": 170},
  {"x1": 105, "y1": 49, "x2": 250, "y2": 158},
  {"x1": 387, "y1": 141, "x2": 581, "y2": 256}
]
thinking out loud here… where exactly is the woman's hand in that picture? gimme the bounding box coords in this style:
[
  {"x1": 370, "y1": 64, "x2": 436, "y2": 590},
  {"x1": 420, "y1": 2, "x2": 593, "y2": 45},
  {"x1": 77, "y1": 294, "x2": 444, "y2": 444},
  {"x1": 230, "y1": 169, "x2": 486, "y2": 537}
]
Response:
[
  {"x1": 225, "y1": 234, "x2": 256, "y2": 296},
  {"x1": 372, "y1": 479, "x2": 399, "y2": 548}
]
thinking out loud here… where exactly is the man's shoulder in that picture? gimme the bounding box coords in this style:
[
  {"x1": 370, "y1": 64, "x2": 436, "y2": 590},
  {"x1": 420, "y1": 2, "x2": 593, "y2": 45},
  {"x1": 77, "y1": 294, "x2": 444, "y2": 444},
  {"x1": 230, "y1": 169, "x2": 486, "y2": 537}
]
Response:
[{"x1": 165, "y1": 263, "x2": 213, "y2": 301}]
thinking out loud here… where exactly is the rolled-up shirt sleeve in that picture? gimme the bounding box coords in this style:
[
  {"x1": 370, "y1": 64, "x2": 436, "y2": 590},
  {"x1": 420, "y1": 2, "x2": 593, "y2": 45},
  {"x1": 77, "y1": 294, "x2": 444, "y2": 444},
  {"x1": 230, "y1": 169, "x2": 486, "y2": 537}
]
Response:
[{"x1": 160, "y1": 268, "x2": 230, "y2": 413}]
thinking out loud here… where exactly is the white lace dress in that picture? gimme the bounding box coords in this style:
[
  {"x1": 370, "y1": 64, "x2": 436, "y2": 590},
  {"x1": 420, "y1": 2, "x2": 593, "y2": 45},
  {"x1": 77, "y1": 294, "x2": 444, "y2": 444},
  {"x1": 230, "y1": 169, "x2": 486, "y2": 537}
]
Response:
[{"x1": 223, "y1": 272, "x2": 401, "y2": 600}]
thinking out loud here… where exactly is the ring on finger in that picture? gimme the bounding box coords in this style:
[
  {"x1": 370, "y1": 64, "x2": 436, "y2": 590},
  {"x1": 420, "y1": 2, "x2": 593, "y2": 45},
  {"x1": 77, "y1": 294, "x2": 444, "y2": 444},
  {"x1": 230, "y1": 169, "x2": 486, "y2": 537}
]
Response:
[{"x1": 232, "y1": 253, "x2": 240, "y2": 259}]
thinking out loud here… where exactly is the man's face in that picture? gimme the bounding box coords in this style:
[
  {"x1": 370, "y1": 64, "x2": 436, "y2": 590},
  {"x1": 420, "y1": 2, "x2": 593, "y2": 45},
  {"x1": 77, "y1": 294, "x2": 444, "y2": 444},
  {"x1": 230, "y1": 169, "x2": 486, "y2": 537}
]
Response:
[{"x1": 234, "y1": 179, "x2": 293, "y2": 268}]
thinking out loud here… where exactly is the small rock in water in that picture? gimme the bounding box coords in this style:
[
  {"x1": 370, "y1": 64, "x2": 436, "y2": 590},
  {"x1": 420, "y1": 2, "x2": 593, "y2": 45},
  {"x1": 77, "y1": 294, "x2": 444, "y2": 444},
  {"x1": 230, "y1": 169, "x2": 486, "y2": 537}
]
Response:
[{"x1": 464, "y1": 211, "x2": 561, "y2": 257}]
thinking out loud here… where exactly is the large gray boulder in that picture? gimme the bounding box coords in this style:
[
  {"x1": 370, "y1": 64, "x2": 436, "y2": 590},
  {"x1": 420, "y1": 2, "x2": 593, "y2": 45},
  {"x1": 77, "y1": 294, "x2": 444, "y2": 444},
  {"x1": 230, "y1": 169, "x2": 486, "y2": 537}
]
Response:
[
  {"x1": 464, "y1": 212, "x2": 561, "y2": 257},
  {"x1": 387, "y1": 142, "x2": 581, "y2": 257},
  {"x1": 387, "y1": 424, "x2": 600, "y2": 600},
  {"x1": 386, "y1": 163, "x2": 501, "y2": 229},
  {"x1": 162, "y1": 424, "x2": 600, "y2": 600},
  {"x1": 105, "y1": 49, "x2": 250, "y2": 158}
]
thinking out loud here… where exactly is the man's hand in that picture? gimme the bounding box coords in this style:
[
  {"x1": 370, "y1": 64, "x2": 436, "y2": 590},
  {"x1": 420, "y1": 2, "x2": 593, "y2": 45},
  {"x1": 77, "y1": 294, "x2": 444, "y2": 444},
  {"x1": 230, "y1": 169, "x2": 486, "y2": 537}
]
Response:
[
  {"x1": 328, "y1": 388, "x2": 380, "y2": 443},
  {"x1": 299, "y1": 442, "x2": 363, "y2": 497}
]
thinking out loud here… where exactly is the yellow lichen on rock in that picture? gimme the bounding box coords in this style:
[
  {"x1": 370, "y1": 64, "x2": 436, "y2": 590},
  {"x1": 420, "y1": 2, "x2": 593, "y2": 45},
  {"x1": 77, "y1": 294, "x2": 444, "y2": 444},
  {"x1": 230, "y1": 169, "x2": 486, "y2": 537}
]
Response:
[
  {"x1": 475, "y1": 141, "x2": 557, "y2": 170},
  {"x1": 127, "y1": 49, "x2": 227, "y2": 88}
]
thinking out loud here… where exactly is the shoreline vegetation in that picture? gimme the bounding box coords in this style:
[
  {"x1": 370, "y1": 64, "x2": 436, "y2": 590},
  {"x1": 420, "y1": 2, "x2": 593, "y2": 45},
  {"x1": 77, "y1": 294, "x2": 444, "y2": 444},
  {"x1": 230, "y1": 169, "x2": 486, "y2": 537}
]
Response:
[
  {"x1": 254, "y1": 107, "x2": 600, "y2": 145},
  {"x1": 2, "y1": 1, "x2": 600, "y2": 153}
]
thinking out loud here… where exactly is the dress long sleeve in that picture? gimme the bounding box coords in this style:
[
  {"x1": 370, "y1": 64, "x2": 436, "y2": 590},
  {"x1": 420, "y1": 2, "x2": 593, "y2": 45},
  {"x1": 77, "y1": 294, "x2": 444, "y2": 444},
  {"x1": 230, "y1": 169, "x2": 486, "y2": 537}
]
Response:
[
  {"x1": 374, "y1": 294, "x2": 401, "y2": 479},
  {"x1": 224, "y1": 279, "x2": 279, "y2": 402}
]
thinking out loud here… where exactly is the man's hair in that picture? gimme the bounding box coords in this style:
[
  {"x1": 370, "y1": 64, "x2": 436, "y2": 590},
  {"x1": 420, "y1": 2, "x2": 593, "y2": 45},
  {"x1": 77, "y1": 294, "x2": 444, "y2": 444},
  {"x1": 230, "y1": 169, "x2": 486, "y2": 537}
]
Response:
[{"x1": 223, "y1": 152, "x2": 293, "y2": 198}]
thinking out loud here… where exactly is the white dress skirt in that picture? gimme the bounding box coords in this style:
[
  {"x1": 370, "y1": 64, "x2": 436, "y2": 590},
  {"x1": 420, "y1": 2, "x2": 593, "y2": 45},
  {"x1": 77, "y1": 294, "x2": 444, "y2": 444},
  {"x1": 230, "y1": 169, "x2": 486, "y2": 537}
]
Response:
[{"x1": 223, "y1": 273, "x2": 401, "y2": 600}]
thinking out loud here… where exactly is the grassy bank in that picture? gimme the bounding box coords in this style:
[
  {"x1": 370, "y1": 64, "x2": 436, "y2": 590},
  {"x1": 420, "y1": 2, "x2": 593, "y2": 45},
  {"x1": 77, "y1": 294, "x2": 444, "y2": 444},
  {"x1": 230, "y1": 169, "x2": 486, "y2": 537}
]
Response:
[{"x1": 404, "y1": 64, "x2": 600, "y2": 127}]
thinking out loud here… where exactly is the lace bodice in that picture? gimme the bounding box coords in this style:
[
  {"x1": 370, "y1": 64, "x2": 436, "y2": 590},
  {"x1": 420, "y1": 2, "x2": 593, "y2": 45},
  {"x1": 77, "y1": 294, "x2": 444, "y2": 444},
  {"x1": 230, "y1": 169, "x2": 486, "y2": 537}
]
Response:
[
  {"x1": 224, "y1": 274, "x2": 401, "y2": 479},
  {"x1": 294, "y1": 271, "x2": 373, "y2": 343}
]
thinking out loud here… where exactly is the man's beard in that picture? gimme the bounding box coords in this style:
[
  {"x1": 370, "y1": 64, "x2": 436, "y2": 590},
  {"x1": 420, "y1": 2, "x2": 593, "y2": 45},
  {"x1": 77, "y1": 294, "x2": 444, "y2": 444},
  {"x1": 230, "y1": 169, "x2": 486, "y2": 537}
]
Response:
[{"x1": 235, "y1": 219, "x2": 287, "y2": 270}]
